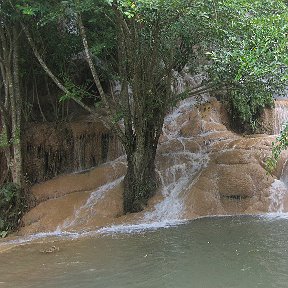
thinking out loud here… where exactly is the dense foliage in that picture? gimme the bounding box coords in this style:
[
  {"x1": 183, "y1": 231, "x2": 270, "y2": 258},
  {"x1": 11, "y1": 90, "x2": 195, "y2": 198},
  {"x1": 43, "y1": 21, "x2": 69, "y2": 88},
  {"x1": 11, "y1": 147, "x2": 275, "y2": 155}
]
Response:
[
  {"x1": 195, "y1": 0, "x2": 288, "y2": 131},
  {"x1": 12, "y1": 0, "x2": 288, "y2": 130},
  {"x1": 0, "y1": 183, "x2": 26, "y2": 237}
]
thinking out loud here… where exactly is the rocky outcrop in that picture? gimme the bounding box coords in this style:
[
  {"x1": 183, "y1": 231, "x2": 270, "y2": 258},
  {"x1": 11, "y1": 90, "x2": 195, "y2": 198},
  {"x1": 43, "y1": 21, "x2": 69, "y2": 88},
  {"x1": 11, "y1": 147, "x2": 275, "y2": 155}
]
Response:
[
  {"x1": 156, "y1": 97, "x2": 288, "y2": 219},
  {"x1": 30, "y1": 160, "x2": 126, "y2": 203},
  {"x1": 20, "y1": 159, "x2": 127, "y2": 234},
  {"x1": 184, "y1": 147, "x2": 275, "y2": 217},
  {"x1": 19, "y1": 97, "x2": 288, "y2": 235}
]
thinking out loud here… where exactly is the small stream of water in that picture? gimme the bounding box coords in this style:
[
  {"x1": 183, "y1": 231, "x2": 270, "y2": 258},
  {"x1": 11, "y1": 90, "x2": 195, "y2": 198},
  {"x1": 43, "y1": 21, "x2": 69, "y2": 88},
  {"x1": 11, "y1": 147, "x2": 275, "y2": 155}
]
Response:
[{"x1": 274, "y1": 101, "x2": 288, "y2": 135}]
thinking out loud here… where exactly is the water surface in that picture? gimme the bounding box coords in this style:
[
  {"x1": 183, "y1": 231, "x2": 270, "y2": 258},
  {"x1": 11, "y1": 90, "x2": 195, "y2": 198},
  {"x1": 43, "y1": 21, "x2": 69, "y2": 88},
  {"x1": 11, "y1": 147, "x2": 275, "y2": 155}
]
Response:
[{"x1": 1, "y1": 215, "x2": 288, "y2": 288}]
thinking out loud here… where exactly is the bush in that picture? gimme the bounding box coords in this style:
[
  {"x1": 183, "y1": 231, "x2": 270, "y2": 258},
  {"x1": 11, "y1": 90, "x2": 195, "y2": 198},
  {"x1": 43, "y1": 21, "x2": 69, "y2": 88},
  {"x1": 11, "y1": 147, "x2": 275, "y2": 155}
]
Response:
[
  {"x1": 0, "y1": 183, "x2": 27, "y2": 238},
  {"x1": 226, "y1": 86, "x2": 274, "y2": 133}
]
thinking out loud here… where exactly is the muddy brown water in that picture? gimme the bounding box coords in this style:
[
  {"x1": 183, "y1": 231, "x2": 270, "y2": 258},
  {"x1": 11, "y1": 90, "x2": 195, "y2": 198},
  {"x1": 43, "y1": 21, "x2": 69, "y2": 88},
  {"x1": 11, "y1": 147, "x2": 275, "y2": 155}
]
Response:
[{"x1": 1, "y1": 215, "x2": 288, "y2": 288}]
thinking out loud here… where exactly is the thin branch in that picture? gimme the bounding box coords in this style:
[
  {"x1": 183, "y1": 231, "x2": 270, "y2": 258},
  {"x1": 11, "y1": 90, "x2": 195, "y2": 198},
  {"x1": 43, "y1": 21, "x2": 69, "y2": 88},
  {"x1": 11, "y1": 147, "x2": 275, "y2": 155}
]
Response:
[
  {"x1": 77, "y1": 14, "x2": 107, "y2": 103},
  {"x1": 77, "y1": 13, "x2": 126, "y2": 143},
  {"x1": 21, "y1": 22, "x2": 97, "y2": 115}
]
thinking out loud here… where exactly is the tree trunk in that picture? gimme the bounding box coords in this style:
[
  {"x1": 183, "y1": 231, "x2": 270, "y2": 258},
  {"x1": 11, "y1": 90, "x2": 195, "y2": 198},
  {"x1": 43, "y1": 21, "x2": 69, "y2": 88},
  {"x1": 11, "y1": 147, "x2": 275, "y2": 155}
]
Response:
[
  {"x1": 0, "y1": 23, "x2": 23, "y2": 187},
  {"x1": 11, "y1": 26, "x2": 23, "y2": 187},
  {"x1": 124, "y1": 142, "x2": 158, "y2": 213}
]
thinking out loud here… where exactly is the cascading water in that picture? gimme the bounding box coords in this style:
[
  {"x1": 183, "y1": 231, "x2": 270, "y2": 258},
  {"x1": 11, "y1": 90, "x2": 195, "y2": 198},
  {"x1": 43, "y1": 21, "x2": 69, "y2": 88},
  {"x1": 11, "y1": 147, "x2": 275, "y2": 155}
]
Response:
[
  {"x1": 269, "y1": 100, "x2": 288, "y2": 213},
  {"x1": 61, "y1": 176, "x2": 125, "y2": 230},
  {"x1": 269, "y1": 160, "x2": 288, "y2": 213},
  {"x1": 56, "y1": 74, "x2": 210, "y2": 230},
  {"x1": 144, "y1": 152, "x2": 208, "y2": 222},
  {"x1": 144, "y1": 96, "x2": 209, "y2": 222},
  {"x1": 274, "y1": 100, "x2": 288, "y2": 135},
  {"x1": 269, "y1": 180, "x2": 287, "y2": 213}
]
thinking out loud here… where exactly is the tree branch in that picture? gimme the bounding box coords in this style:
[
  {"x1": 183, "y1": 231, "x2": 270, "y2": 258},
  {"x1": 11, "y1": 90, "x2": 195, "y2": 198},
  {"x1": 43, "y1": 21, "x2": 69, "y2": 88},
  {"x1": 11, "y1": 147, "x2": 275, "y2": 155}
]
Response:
[
  {"x1": 77, "y1": 13, "x2": 126, "y2": 143},
  {"x1": 21, "y1": 22, "x2": 99, "y2": 115}
]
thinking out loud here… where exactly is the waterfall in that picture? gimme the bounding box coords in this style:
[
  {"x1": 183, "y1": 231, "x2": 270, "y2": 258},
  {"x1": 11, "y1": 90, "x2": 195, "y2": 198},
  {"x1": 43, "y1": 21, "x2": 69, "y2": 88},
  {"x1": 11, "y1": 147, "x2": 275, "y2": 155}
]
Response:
[
  {"x1": 274, "y1": 101, "x2": 288, "y2": 134},
  {"x1": 59, "y1": 97, "x2": 209, "y2": 231},
  {"x1": 269, "y1": 160, "x2": 288, "y2": 213},
  {"x1": 11, "y1": 87, "x2": 288, "y2": 246},
  {"x1": 269, "y1": 180, "x2": 287, "y2": 213},
  {"x1": 60, "y1": 176, "x2": 125, "y2": 230},
  {"x1": 269, "y1": 100, "x2": 288, "y2": 213},
  {"x1": 144, "y1": 152, "x2": 209, "y2": 222},
  {"x1": 144, "y1": 96, "x2": 209, "y2": 222}
]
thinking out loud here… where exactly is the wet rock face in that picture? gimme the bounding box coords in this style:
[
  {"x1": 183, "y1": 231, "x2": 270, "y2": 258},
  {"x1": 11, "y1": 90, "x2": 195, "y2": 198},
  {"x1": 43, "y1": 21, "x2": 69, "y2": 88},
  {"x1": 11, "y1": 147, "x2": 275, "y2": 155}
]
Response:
[
  {"x1": 155, "y1": 97, "x2": 287, "y2": 219},
  {"x1": 184, "y1": 150, "x2": 275, "y2": 218},
  {"x1": 23, "y1": 120, "x2": 123, "y2": 184},
  {"x1": 255, "y1": 99, "x2": 288, "y2": 135},
  {"x1": 177, "y1": 100, "x2": 288, "y2": 217},
  {"x1": 257, "y1": 107, "x2": 275, "y2": 134},
  {"x1": 30, "y1": 161, "x2": 126, "y2": 203},
  {"x1": 20, "y1": 159, "x2": 127, "y2": 234},
  {"x1": 273, "y1": 100, "x2": 288, "y2": 135}
]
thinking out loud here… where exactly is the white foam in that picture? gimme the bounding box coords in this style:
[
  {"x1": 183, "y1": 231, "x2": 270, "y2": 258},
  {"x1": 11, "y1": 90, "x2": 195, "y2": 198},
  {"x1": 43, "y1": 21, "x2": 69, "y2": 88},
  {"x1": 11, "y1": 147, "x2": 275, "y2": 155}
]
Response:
[
  {"x1": 162, "y1": 96, "x2": 207, "y2": 140},
  {"x1": 0, "y1": 220, "x2": 190, "y2": 248},
  {"x1": 97, "y1": 220, "x2": 187, "y2": 235},
  {"x1": 0, "y1": 230, "x2": 82, "y2": 247},
  {"x1": 260, "y1": 213, "x2": 288, "y2": 220}
]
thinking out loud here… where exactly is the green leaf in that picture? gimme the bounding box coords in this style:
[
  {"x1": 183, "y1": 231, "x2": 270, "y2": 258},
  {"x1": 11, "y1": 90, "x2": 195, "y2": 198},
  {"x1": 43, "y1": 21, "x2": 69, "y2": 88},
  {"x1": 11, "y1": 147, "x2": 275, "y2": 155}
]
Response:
[{"x1": 0, "y1": 231, "x2": 8, "y2": 238}]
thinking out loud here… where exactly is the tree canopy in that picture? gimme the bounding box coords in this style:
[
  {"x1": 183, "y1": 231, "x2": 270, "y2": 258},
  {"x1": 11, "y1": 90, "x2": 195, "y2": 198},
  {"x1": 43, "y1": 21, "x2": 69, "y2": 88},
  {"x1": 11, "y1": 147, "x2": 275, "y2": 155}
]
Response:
[{"x1": 205, "y1": 0, "x2": 288, "y2": 131}]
